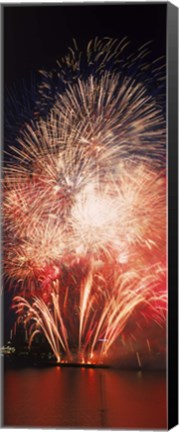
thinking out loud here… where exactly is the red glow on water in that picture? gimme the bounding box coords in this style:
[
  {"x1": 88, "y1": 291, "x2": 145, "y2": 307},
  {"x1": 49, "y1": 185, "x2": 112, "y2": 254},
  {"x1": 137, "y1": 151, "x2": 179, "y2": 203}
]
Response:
[{"x1": 4, "y1": 368, "x2": 167, "y2": 429}]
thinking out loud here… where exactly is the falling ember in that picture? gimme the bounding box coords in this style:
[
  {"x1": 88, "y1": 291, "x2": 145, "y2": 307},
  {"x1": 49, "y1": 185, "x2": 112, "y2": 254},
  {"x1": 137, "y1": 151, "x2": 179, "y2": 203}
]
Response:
[
  {"x1": 136, "y1": 352, "x2": 142, "y2": 368},
  {"x1": 4, "y1": 38, "x2": 166, "y2": 365},
  {"x1": 147, "y1": 339, "x2": 152, "y2": 353}
]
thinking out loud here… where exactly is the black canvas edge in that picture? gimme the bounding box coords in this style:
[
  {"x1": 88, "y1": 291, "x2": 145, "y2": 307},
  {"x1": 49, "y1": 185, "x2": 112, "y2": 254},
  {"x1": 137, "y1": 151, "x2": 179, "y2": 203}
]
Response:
[
  {"x1": 0, "y1": 2, "x2": 3, "y2": 429},
  {"x1": 167, "y1": 2, "x2": 178, "y2": 430}
]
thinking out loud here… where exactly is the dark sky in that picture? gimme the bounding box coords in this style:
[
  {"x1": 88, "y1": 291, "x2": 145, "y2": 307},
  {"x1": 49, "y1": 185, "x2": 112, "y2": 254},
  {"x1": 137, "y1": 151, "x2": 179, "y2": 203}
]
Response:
[{"x1": 4, "y1": 3, "x2": 166, "y2": 87}]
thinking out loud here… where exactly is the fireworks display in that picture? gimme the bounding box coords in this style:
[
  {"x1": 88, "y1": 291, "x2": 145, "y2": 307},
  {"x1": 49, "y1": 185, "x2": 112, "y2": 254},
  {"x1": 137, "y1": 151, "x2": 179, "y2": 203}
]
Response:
[{"x1": 4, "y1": 38, "x2": 166, "y2": 365}]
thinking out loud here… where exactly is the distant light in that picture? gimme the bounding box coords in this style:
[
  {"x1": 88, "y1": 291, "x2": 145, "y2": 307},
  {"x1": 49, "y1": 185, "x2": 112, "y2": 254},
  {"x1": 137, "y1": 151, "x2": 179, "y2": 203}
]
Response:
[{"x1": 98, "y1": 338, "x2": 108, "y2": 342}]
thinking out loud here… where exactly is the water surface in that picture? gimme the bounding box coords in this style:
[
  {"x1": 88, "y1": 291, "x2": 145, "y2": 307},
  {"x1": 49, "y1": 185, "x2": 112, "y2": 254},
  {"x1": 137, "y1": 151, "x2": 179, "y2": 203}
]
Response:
[{"x1": 4, "y1": 366, "x2": 166, "y2": 429}]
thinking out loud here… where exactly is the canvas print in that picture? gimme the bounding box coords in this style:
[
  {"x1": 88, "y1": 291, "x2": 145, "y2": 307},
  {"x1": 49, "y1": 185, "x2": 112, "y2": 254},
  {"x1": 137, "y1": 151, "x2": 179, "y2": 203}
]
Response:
[{"x1": 2, "y1": 4, "x2": 167, "y2": 429}]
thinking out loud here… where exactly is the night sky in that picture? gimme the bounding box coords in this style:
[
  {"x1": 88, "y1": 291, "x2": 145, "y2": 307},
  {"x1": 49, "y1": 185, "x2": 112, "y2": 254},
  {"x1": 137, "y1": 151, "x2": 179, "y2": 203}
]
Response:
[
  {"x1": 3, "y1": 3, "x2": 167, "y2": 344},
  {"x1": 4, "y1": 4, "x2": 166, "y2": 88}
]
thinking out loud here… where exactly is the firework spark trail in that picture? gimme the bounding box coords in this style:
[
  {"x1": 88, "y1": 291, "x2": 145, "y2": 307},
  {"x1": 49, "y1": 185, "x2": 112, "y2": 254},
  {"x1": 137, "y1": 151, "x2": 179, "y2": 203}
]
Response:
[
  {"x1": 4, "y1": 38, "x2": 166, "y2": 364},
  {"x1": 4, "y1": 166, "x2": 165, "y2": 290},
  {"x1": 12, "y1": 260, "x2": 166, "y2": 363}
]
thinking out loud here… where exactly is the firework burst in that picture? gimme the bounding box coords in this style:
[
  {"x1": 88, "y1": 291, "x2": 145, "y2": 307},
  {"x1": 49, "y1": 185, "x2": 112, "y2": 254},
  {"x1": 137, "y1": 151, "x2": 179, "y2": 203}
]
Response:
[{"x1": 4, "y1": 38, "x2": 166, "y2": 365}]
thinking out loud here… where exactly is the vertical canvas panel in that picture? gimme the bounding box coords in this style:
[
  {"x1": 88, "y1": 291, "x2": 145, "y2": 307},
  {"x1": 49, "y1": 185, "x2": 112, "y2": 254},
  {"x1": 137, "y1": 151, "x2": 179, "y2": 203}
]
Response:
[{"x1": 1, "y1": 2, "x2": 177, "y2": 429}]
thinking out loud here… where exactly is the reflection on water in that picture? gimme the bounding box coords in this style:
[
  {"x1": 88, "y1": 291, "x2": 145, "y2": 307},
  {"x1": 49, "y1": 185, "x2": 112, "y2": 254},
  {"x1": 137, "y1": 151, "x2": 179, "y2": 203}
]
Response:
[{"x1": 4, "y1": 366, "x2": 166, "y2": 429}]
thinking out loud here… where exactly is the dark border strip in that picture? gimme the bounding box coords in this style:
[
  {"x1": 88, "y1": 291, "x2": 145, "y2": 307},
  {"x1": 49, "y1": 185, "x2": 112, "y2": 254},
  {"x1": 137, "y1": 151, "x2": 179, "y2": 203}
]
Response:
[{"x1": 167, "y1": 2, "x2": 178, "y2": 429}]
